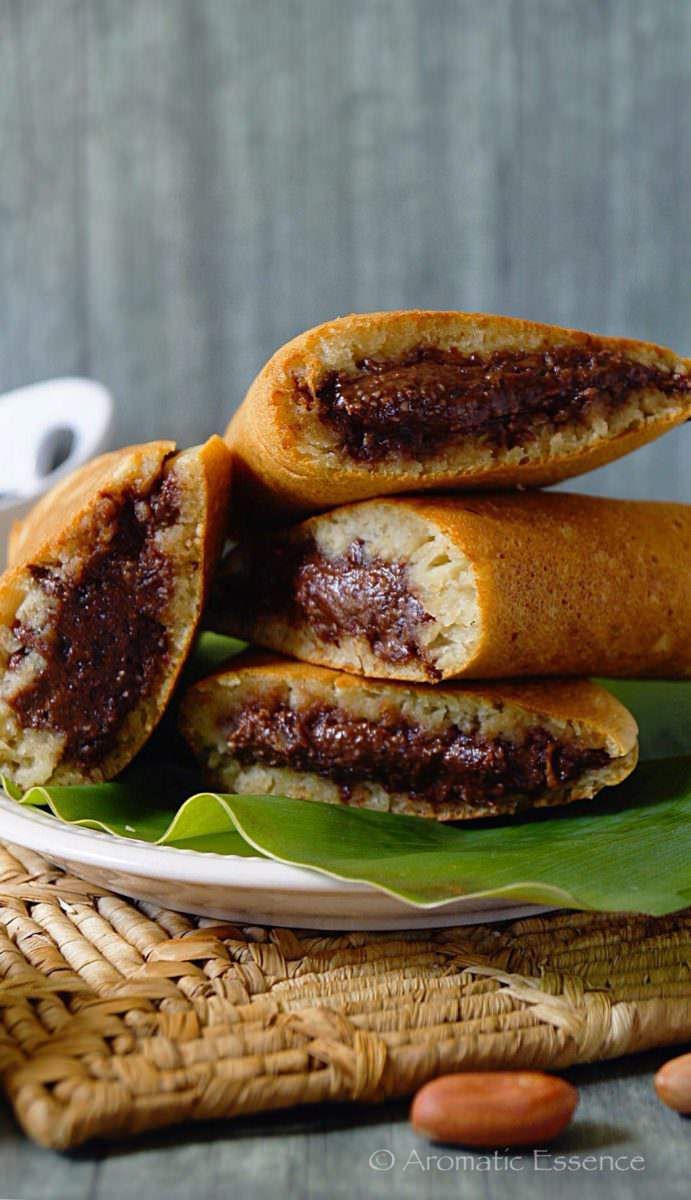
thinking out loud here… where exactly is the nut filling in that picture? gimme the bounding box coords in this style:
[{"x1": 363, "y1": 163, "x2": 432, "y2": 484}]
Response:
[
  {"x1": 301, "y1": 346, "x2": 690, "y2": 461},
  {"x1": 222, "y1": 701, "x2": 611, "y2": 809},
  {"x1": 225, "y1": 537, "x2": 437, "y2": 676},
  {"x1": 7, "y1": 475, "x2": 180, "y2": 768}
]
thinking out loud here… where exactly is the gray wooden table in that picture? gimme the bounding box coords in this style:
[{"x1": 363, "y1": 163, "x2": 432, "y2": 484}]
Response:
[
  {"x1": 1, "y1": 1, "x2": 690, "y2": 1195},
  {"x1": 0, "y1": 1049, "x2": 689, "y2": 1199}
]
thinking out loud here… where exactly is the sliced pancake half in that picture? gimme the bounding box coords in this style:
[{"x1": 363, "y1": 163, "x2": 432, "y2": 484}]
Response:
[
  {"x1": 180, "y1": 656, "x2": 638, "y2": 821},
  {"x1": 225, "y1": 311, "x2": 691, "y2": 519},
  {"x1": 211, "y1": 491, "x2": 691, "y2": 682},
  {"x1": 0, "y1": 436, "x2": 232, "y2": 787}
]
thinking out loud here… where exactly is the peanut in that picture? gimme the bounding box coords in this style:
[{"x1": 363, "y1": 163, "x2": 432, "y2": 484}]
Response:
[
  {"x1": 654, "y1": 1052, "x2": 691, "y2": 1113},
  {"x1": 410, "y1": 1071, "x2": 578, "y2": 1147}
]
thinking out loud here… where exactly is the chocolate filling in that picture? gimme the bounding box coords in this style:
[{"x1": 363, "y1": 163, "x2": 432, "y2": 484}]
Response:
[
  {"x1": 300, "y1": 345, "x2": 689, "y2": 462},
  {"x1": 222, "y1": 701, "x2": 610, "y2": 811},
  {"x1": 225, "y1": 537, "x2": 437, "y2": 676},
  {"x1": 8, "y1": 473, "x2": 181, "y2": 768}
]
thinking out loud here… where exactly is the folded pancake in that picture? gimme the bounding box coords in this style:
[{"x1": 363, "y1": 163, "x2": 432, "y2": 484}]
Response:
[
  {"x1": 180, "y1": 657, "x2": 638, "y2": 820},
  {"x1": 212, "y1": 491, "x2": 691, "y2": 682},
  {"x1": 225, "y1": 311, "x2": 691, "y2": 519},
  {"x1": 0, "y1": 436, "x2": 232, "y2": 788}
]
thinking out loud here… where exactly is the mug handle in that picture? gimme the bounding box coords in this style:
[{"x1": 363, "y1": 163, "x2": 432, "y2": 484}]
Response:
[{"x1": 7, "y1": 378, "x2": 114, "y2": 496}]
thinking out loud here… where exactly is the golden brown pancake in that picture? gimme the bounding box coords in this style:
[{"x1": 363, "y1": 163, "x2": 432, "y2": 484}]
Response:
[
  {"x1": 0, "y1": 436, "x2": 232, "y2": 787},
  {"x1": 225, "y1": 311, "x2": 691, "y2": 520},
  {"x1": 180, "y1": 655, "x2": 638, "y2": 821},
  {"x1": 211, "y1": 491, "x2": 691, "y2": 682}
]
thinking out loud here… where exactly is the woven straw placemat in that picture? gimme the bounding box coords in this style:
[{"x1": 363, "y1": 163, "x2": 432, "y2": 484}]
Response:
[{"x1": 0, "y1": 840, "x2": 689, "y2": 1150}]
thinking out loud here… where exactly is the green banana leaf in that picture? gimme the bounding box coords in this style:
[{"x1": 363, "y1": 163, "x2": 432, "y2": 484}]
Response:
[
  {"x1": 179, "y1": 631, "x2": 248, "y2": 687},
  {"x1": 3, "y1": 634, "x2": 691, "y2": 914},
  {"x1": 6, "y1": 756, "x2": 691, "y2": 913},
  {"x1": 598, "y1": 678, "x2": 691, "y2": 762}
]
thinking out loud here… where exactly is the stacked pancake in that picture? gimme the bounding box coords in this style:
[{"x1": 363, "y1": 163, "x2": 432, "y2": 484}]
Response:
[
  {"x1": 0, "y1": 438, "x2": 232, "y2": 787},
  {"x1": 181, "y1": 311, "x2": 691, "y2": 821},
  {"x1": 1, "y1": 311, "x2": 689, "y2": 826}
]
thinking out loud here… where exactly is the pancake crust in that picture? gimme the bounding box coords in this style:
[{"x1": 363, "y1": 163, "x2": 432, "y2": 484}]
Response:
[
  {"x1": 211, "y1": 491, "x2": 691, "y2": 682},
  {"x1": 225, "y1": 311, "x2": 691, "y2": 520},
  {"x1": 180, "y1": 654, "x2": 639, "y2": 821},
  {"x1": 0, "y1": 436, "x2": 232, "y2": 787}
]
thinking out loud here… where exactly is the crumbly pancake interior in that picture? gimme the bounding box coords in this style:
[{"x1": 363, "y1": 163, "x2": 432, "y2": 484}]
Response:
[
  {"x1": 181, "y1": 668, "x2": 634, "y2": 822},
  {"x1": 217, "y1": 502, "x2": 482, "y2": 681},
  {"x1": 300, "y1": 345, "x2": 689, "y2": 463},
  {"x1": 289, "y1": 339, "x2": 690, "y2": 481}
]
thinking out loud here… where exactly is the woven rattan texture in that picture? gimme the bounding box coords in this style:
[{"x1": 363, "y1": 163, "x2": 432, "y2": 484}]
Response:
[{"x1": 0, "y1": 841, "x2": 689, "y2": 1150}]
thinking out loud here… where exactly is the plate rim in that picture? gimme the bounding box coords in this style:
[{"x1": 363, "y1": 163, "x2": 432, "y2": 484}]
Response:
[
  {"x1": 0, "y1": 793, "x2": 367, "y2": 895},
  {"x1": 0, "y1": 793, "x2": 556, "y2": 922}
]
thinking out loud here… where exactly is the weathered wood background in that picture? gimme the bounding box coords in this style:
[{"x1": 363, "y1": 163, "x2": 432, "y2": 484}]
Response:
[
  {"x1": 0, "y1": 3, "x2": 690, "y2": 1196},
  {"x1": 1, "y1": 0, "x2": 689, "y2": 498}
]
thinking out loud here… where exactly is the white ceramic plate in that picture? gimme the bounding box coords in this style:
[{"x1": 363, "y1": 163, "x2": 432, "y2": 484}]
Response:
[{"x1": 0, "y1": 794, "x2": 553, "y2": 930}]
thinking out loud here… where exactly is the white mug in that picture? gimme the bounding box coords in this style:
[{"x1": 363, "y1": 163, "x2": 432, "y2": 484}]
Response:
[{"x1": 0, "y1": 378, "x2": 114, "y2": 566}]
